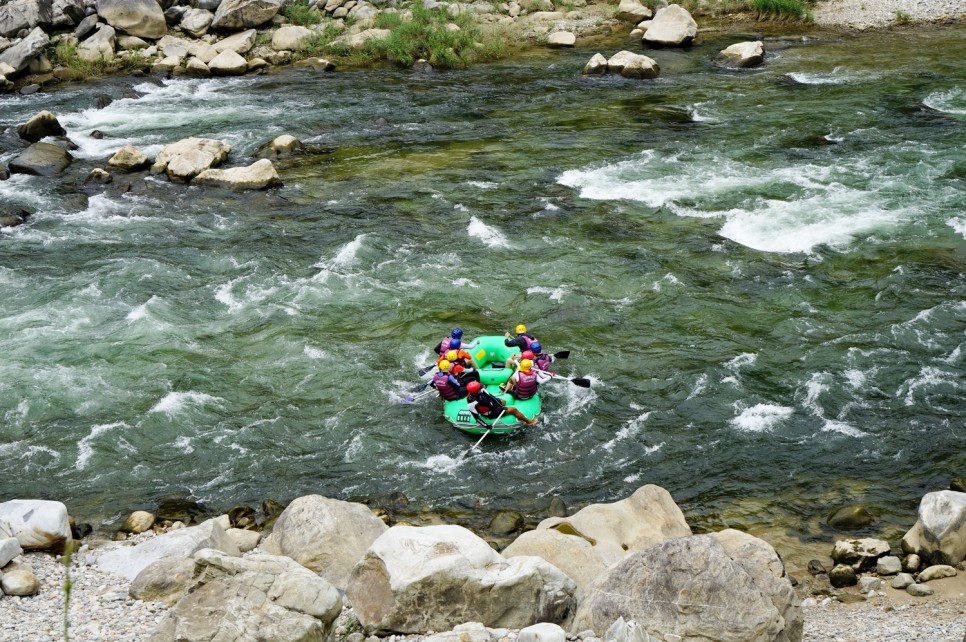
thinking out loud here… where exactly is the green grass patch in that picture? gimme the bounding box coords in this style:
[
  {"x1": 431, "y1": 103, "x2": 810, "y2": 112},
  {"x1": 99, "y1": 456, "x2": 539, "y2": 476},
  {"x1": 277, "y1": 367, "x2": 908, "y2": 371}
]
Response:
[
  {"x1": 283, "y1": 0, "x2": 324, "y2": 26},
  {"x1": 894, "y1": 9, "x2": 911, "y2": 24},
  {"x1": 753, "y1": 0, "x2": 813, "y2": 21},
  {"x1": 46, "y1": 40, "x2": 141, "y2": 79}
]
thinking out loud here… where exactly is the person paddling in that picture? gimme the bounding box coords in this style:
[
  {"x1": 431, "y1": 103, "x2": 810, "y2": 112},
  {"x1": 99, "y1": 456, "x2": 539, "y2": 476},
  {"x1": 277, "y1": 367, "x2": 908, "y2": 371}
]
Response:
[
  {"x1": 465, "y1": 381, "x2": 537, "y2": 426},
  {"x1": 445, "y1": 348, "x2": 480, "y2": 383},
  {"x1": 505, "y1": 359, "x2": 550, "y2": 401},
  {"x1": 431, "y1": 360, "x2": 466, "y2": 400},
  {"x1": 529, "y1": 341, "x2": 555, "y2": 372},
  {"x1": 504, "y1": 324, "x2": 537, "y2": 351},
  {"x1": 433, "y1": 327, "x2": 463, "y2": 355}
]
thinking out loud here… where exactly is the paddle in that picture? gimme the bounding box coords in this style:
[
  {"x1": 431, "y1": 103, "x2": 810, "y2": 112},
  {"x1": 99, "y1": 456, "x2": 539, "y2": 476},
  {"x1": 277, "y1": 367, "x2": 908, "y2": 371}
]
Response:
[
  {"x1": 457, "y1": 409, "x2": 505, "y2": 462},
  {"x1": 417, "y1": 363, "x2": 437, "y2": 377},
  {"x1": 553, "y1": 350, "x2": 570, "y2": 360},
  {"x1": 534, "y1": 367, "x2": 591, "y2": 388},
  {"x1": 410, "y1": 381, "x2": 432, "y2": 393},
  {"x1": 401, "y1": 389, "x2": 438, "y2": 404}
]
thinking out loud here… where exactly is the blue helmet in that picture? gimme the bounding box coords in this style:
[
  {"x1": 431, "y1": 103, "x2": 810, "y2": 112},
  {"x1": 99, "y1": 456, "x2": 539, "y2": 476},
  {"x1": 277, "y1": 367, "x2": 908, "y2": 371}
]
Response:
[
  {"x1": 530, "y1": 341, "x2": 542, "y2": 353},
  {"x1": 451, "y1": 327, "x2": 463, "y2": 340}
]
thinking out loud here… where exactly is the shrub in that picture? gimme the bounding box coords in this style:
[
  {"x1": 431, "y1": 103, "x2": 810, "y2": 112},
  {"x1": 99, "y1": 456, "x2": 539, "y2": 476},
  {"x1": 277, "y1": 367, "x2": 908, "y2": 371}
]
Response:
[{"x1": 754, "y1": 0, "x2": 813, "y2": 21}]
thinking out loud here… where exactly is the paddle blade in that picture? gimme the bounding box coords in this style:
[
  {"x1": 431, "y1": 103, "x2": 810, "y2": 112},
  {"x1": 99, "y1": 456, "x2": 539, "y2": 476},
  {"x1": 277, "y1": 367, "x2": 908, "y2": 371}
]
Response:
[
  {"x1": 400, "y1": 396, "x2": 415, "y2": 404},
  {"x1": 410, "y1": 382, "x2": 431, "y2": 393},
  {"x1": 553, "y1": 350, "x2": 570, "y2": 359},
  {"x1": 418, "y1": 363, "x2": 436, "y2": 376},
  {"x1": 571, "y1": 377, "x2": 591, "y2": 388}
]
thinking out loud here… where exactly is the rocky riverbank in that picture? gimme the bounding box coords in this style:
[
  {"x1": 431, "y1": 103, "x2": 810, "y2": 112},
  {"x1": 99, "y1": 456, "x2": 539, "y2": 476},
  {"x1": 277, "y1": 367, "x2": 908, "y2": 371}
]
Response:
[{"x1": 2, "y1": 486, "x2": 965, "y2": 641}]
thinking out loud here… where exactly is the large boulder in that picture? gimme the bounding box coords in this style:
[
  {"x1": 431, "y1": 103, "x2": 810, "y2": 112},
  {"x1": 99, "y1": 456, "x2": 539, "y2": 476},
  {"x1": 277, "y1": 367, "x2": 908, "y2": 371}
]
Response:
[
  {"x1": 207, "y1": 49, "x2": 248, "y2": 75},
  {"x1": 0, "y1": 26, "x2": 49, "y2": 74},
  {"x1": 210, "y1": 0, "x2": 281, "y2": 29},
  {"x1": 8, "y1": 142, "x2": 74, "y2": 177},
  {"x1": 581, "y1": 52, "x2": 607, "y2": 75},
  {"x1": 346, "y1": 524, "x2": 576, "y2": 633},
  {"x1": 0, "y1": 0, "x2": 51, "y2": 39},
  {"x1": 642, "y1": 4, "x2": 696, "y2": 47},
  {"x1": 0, "y1": 500, "x2": 73, "y2": 553},
  {"x1": 502, "y1": 528, "x2": 606, "y2": 593},
  {"x1": 573, "y1": 531, "x2": 802, "y2": 642},
  {"x1": 272, "y1": 25, "x2": 317, "y2": 51},
  {"x1": 535, "y1": 485, "x2": 690, "y2": 567},
  {"x1": 213, "y1": 28, "x2": 257, "y2": 53},
  {"x1": 261, "y1": 495, "x2": 387, "y2": 590},
  {"x1": 720, "y1": 40, "x2": 765, "y2": 69},
  {"x1": 546, "y1": 31, "x2": 575, "y2": 48},
  {"x1": 16, "y1": 110, "x2": 66, "y2": 142},
  {"x1": 77, "y1": 24, "x2": 117, "y2": 62},
  {"x1": 903, "y1": 490, "x2": 966, "y2": 566},
  {"x1": 831, "y1": 538, "x2": 891, "y2": 571},
  {"x1": 129, "y1": 555, "x2": 195, "y2": 605},
  {"x1": 95, "y1": 518, "x2": 240, "y2": 579},
  {"x1": 606, "y1": 50, "x2": 659, "y2": 79},
  {"x1": 108, "y1": 144, "x2": 150, "y2": 171},
  {"x1": 96, "y1": 0, "x2": 167, "y2": 39},
  {"x1": 150, "y1": 137, "x2": 231, "y2": 183},
  {"x1": 193, "y1": 159, "x2": 282, "y2": 190},
  {"x1": 615, "y1": 0, "x2": 651, "y2": 23},
  {"x1": 52, "y1": 0, "x2": 85, "y2": 28},
  {"x1": 180, "y1": 8, "x2": 213, "y2": 38},
  {"x1": 149, "y1": 549, "x2": 342, "y2": 642}
]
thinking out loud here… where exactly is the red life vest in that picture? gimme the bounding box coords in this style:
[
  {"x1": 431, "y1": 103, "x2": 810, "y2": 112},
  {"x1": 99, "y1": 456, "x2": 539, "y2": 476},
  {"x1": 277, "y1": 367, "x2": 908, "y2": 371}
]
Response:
[
  {"x1": 433, "y1": 372, "x2": 460, "y2": 400},
  {"x1": 514, "y1": 371, "x2": 539, "y2": 400}
]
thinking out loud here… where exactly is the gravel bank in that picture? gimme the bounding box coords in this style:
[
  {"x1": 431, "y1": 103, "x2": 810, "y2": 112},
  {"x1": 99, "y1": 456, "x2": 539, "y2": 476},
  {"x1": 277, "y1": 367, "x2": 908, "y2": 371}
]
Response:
[
  {"x1": 812, "y1": 0, "x2": 966, "y2": 29},
  {"x1": 4, "y1": 550, "x2": 965, "y2": 642}
]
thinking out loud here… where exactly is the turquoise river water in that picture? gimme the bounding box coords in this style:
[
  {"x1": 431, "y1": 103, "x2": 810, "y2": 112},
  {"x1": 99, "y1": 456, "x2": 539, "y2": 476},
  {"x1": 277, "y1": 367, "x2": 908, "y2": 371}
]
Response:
[{"x1": 1, "y1": 25, "x2": 964, "y2": 559}]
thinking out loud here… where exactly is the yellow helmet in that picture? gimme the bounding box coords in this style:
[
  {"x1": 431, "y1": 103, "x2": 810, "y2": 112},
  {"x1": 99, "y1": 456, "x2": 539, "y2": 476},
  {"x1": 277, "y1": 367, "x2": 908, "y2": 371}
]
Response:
[
  {"x1": 515, "y1": 324, "x2": 527, "y2": 334},
  {"x1": 520, "y1": 359, "x2": 533, "y2": 372},
  {"x1": 446, "y1": 349, "x2": 458, "y2": 361},
  {"x1": 439, "y1": 360, "x2": 451, "y2": 372}
]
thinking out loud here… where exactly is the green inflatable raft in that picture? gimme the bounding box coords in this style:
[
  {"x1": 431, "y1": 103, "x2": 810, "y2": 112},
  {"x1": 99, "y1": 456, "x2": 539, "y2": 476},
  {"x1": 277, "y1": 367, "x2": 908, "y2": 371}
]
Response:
[{"x1": 443, "y1": 336, "x2": 541, "y2": 435}]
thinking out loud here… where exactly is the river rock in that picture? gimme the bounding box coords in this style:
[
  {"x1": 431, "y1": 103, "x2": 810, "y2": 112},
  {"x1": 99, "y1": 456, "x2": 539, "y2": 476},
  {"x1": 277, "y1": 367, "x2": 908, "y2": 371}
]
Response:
[
  {"x1": 831, "y1": 538, "x2": 891, "y2": 571},
  {"x1": 829, "y1": 564, "x2": 857, "y2": 588},
  {"x1": 77, "y1": 24, "x2": 117, "y2": 62},
  {"x1": 1, "y1": 566, "x2": 39, "y2": 596},
  {"x1": 902, "y1": 553, "x2": 921, "y2": 573},
  {"x1": 346, "y1": 524, "x2": 575, "y2": 633},
  {"x1": 906, "y1": 582, "x2": 934, "y2": 597},
  {"x1": 917, "y1": 564, "x2": 957, "y2": 582},
  {"x1": 502, "y1": 527, "x2": 606, "y2": 593},
  {"x1": 0, "y1": 206, "x2": 30, "y2": 226},
  {"x1": 180, "y1": 8, "x2": 213, "y2": 37},
  {"x1": 519, "y1": 623, "x2": 566, "y2": 642},
  {"x1": 904, "y1": 490, "x2": 966, "y2": 566},
  {"x1": 572, "y1": 530, "x2": 802, "y2": 642},
  {"x1": 615, "y1": 0, "x2": 650, "y2": 23},
  {"x1": 53, "y1": 0, "x2": 85, "y2": 26},
  {"x1": 606, "y1": 50, "x2": 658, "y2": 79},
  {"x1": 0, "y1": 537, "x2": 23, "y2": 567},
  {"x1": 95, "y1": 517, "x2": 240, "y2": 579},
  {"x1": 96, "y1": 0, "x2": 167, "y2": 38},
  {"x1": 149, "y1": 549, "x2": 342, "y2": 642},
  {"x1": 807, "y1": 559, "x2": 827, "y2": 576},
  {"x1": 582, "y1": 52, "x2": 607, "y2": 74},
  {"x1": 537, "y1": 485, "x2": 689, "y2": 567},
  {"x1": 84, "y1": 167, "x2": 113, "y2": 185},
  {"x1": 546, "y1": 31, "x2": 574, "y2": 47},
  {"x1": 876, "y1": 555, "x2": 901, "y2": 575},
  {"x1": 187, "y1": 41, "x2": 218, "y2": 63},
  {"x1": 151, "y1": 137, "x2": 230, "y2": 183},
  {"x1": 0, "y1": 0, "x2": 50, "y2": 39},
  {"x1": 108, "y1": 144, "x2": 150, "y2": 170},
  {"x1": 720, "y1": 40, "x2": 765, "y2": 68},
  {"x1": 489, "y1": 510, "x2": 524, "y2": 535},
  {"x1": 213, "y1": 28, "x2": 257, "y2": 53},
  {"x1": 257, "y1": 134, "x2": 301, "y2": 158},
  {"x1": 642, "y1": 4, "x2": 696, "y2": 47},
  {"x1": 129, "y1": 555, "x2": 194, "y2": 605},
  {"x1": 0, "y1": 26, "x2": 49, "y2": 74},
  {"x1": 0, "y1": 500, "x2": 73, "y2": 553},
  {"x1": 211, "y1": 0, "x2": 281, "y2": 29},
  {"x1": 207, "y1": 48, "x2": 247, "y2": 75},
  {"x1": 120, "y1": 510, "x2": 156, "y2": 533},
  {"x1": 184, "y1": 57, "x2": 210, "y2": 77},
  {"x1": 272, "y1": 24, "x2": 316, "y2": 51},
  {"x1": 857, "y1": 576, "x2": 881, "y2": 593},
  {"x1": 16, "y1": 110, "x2": 66, "y2": 142},
  {"x1": 260, "y1": 495, "x2": 387, "y2": 590},
  {"x1": 951, "y1": 478, "x2": 966, "y2": 493},
  {"x1": 891, "y1": 572, "x2": 914, "y2": 589},
  {"x1": 226, "y1": 527, "x2": 260, "y2": 552},
  {"x1": 343, "y1": 27, "x2": 391, "y2": 49}
]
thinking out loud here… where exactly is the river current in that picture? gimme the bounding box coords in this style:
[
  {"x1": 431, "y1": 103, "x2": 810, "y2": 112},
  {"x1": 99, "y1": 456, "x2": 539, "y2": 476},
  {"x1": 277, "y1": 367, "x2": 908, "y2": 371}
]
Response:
[{"x1": 1, "y1": 26, "x2": 964, "y2": 557}]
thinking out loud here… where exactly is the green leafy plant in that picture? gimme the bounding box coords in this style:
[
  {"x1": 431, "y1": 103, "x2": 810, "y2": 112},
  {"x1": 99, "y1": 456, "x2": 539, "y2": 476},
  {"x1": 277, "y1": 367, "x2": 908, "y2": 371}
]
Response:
[
  {"x1": 283, "y1": 0, "x2": 324, "y2": 26},
  {"x1": 754, "y1": 0, "x2": 813, "y2": 21},
  {"x1": 894, "y1": 9, "x2": 910, "y2": 24},
  {"x1": 47, "y1": 40, "x2": 141, "y2": 78}
]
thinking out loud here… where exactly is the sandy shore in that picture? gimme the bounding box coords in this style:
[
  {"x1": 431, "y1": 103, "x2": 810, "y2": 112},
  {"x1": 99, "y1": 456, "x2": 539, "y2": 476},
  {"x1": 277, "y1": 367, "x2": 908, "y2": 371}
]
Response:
[{"x1": 812, "y1": 0, "x2": 966, "y2": 29}]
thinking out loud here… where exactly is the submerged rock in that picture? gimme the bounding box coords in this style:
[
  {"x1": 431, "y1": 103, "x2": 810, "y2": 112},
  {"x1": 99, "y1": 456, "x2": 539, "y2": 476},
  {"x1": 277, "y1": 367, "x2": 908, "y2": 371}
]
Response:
[
  {"x1": 193, "y1": 158, "x2": 282, "y2": 190},
  {"x1": 8, "y1": 141, "x2": 73, "y2": 176}
]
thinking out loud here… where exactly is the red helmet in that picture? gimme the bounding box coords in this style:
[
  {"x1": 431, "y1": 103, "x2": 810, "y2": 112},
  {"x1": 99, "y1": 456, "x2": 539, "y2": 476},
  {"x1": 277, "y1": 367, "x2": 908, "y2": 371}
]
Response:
[
  {"x1": 522, "y1": 350, "x2": 535, "y2": 360},
  {"x1": 466, "y1": 381, "x2": 481, "y2": 394}
]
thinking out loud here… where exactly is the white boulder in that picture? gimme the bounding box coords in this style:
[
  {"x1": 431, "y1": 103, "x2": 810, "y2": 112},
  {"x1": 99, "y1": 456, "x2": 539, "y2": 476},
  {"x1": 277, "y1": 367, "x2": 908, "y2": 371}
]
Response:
[
  {"x1": 720, "y1": 40, "x2": 765, "y2": 68},
  {"x1": 546, "y1": 31, "x2": 575, "y2": 48},
  {"x1": 642, "y1": 4, "x2": 696, "y2": 47},
  {"x1": 193, "y1": 159, "x2": 282, "y2": 190},
  {"x1": 213, "y1": 29, "x2": 257, "y2": 54},
  {"x1": 180, "y1": 8, "x2": 213, "y2": 38},
  {"x1": 904, "y1": 490, "x2": 966, "y2": 566},
  {"x1": 272, "y1": 25, "x2": 317, "y2": 51},
  {"x1": 151, "y1": 137, "x2": 231, "y2": 183},
  {"x1": 211, "y1": 0, "x2": 282, "y2": 29},
  {"x1": 207, "y1": 49, "x2": 248, "y2": 75},
  {"x1": 77, "y1": 24, "x2": 116, "y2": 62},
  {"x1": 502, "y1": 528, "x2": 606, "y2": 593},
  {"x1": 0, "y1": 537, "x2": 23, "y2": 567},
  {"x1": 95, "y1": 0, "x2": 167, "y2": 39},
  {"x1": 615, "y1": 0, "x2": 651, "y2": 23},
  {"x1": 581, "y1": 52, "x2": 607, "y2": 75},
  {"x1": 0, "y1": 499, "x2": 72, "y2": 553}
]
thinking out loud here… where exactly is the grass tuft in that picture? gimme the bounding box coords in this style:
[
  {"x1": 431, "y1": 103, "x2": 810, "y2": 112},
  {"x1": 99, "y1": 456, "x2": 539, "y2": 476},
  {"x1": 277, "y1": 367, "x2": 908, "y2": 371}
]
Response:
[
  {"x1": 283, "y1": 0, "x2": 324, "y2": 26},
  {"x1": 754, "y1": 0, "x2": 813, "y2": 21}
]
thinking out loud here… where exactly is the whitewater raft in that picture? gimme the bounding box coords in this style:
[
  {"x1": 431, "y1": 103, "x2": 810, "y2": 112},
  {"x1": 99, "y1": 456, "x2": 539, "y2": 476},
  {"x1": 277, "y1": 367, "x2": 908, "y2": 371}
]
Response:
[{"x1": 443, "y1": 335, "x2": 541, "y2": 435}]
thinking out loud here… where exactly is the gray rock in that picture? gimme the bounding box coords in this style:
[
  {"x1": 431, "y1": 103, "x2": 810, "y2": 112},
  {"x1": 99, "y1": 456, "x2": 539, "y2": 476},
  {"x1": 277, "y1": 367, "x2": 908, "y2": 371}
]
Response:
[
  {"x1": 207, "y1": 48, "x2": 247, "y2": 75},
  {"x1": 212, "y1": 28, "x2": 256, "y2": 53},
  {"x1": 829, "y1": 564, "x2": 857, "y2": 588},
  {"x1": 0, "y1": 0, "x2": 51, "y2": 39},
  {"x1": 876, "y1": 555, "x2": 901, "y2": 575},
  {"x1": 719, "y1": 40, "x2": 765, "y2": 69},
  {"x1": 0, "y1": 26, "x2": 49, "y2": 74},
  {"x1": 271, "y1": 24, "x2": 316, "y2": 51},
  {"x1": 572, "y1": 532, "x2": 802, "y2": 642},
  {"x1": 857, "y1": 575, "x2": 881, "y2": 593},
  {"x1": 74, "y1": 13, "x2": 100, "y2": 39},
  {"x1": 606, "y1": 50, "x2": 658, "y2": 79},
  {"x1": 225, "y1": 527, "x2": 260, "y2": 552},
  {"x1": 346, "y1": 524, "x2": 575, "y2": 633},
  {"x1": 917, "y1": 564, "x2": 957, "y2": 582},
  {"x1": 150, "y1": 137, "x2": 230, "y2": 182},
  {"x1": 179, "y1": 8, "x2": 212, "y2": 37},
  {"x1": 77, "y1": 24, "x2": 116, "y2": 62},
  {"x1": 193, "y1": 159, "x2": 281, "y2": 190},
  {"x1": 149, "y1": 550, "x2": 342, "y2": 642},
  {"x1": 129, "y1": 555, "x2": 194, "y2": 605},
  {"x1": 184, "y1": 57, "x2": 210, "y2": 77},
  {"x1": 117, "y1": 34, "x2": 148, "y2": 49},
  {"x1": 17, "y1": 110, "x2": 67, "y2": 142},
  {"x1": 519, "y1": 623, "x2": 566, "y2": 642},
  {"x1": 211, "y1": 0, "x2": 281, "y2": 29},
  {"x1": 642, "y1": 3, "x2": 696, "y2": 47},
  {"x1": 261, "y1": 494, "x2": 387, "y2": 590},
  {"x1": 807, "y1": 559, "x2": 827, "y2": 576},
  {"x1": 891, "y1": 572, "x2": 915, "y2": 589},
  {"x1": 96, "y1": 0, "x2": 167, "y2": 38},
  {"x1": 831, "y1": 538, "x2": 891, "y2": 571},
  {"x1": 902, "y1": 553, "x2": 921, "y2": 573},
  {"x1": 615, "y1": 0, "x2": 650, "y2": 23},
  {"x1": 502, "y1": 527, "x2": 606, "y2": 594},
  {"x1": 8, "y1": 143, "x2": 72, "y2": 177},
  {"x1": 83, "y1": 167, "x2": 113, "y2": 184},
  {"x1": 908, "y1": 490, "x2": 966, "y2": 566},
  {"x1": 489, "y1": 510, "x2": 524, "y2": 535},
  {"x1": 108, "y1": 144, "x2": 150, "y2": 171},
  {"x1": 581, "y1": 52, "x2": 606, "y2": 75},
  {"x1": 0, "y1": 537, "x2": 23, "y2": 567},
  {"x1": 906, "y1": 582, "x2": 934, "y2": 597}
]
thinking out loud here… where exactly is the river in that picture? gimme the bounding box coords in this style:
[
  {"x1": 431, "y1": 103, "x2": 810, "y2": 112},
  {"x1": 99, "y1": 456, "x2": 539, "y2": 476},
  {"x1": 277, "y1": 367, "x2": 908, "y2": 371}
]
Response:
[{"x1": 1, "y1": 25, "x2": 964, "y2": 560}]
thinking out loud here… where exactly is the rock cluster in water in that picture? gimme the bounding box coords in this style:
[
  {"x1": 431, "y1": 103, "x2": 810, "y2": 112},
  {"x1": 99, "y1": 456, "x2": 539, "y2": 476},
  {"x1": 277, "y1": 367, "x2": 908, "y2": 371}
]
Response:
[{"x1": 2, "y1": 485, "x2": 966, "y2": 641}]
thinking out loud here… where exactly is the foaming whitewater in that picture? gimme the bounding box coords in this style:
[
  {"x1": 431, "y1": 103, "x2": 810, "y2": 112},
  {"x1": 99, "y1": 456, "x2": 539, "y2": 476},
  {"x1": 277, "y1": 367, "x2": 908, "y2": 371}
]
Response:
[
  {"x1": 948, "y1": 217, "x2": 966, "y2": 240},
  {"x1": 76, "y1": 422, "x2": 129, "y2": 470},
  {"x1": 922, "y1": 87, "x2": 966, "y2": 115},
  {"x1": 148, "y1": 391, "x2": 224, "y2": 416},
  {"x1": 467, "y1": 216, "x2": 511, "y2": 248},
  {"x1": 729, "y1": 404, "x2": 794, "y2": 432}
]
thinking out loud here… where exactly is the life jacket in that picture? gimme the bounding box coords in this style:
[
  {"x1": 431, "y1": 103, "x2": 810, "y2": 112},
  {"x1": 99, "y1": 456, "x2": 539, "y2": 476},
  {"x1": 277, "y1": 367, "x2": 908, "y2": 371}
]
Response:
[
  {"x1": 433, "y1": 372, "x2": 460, "y2": 400},
  {"x1": 519, "y1": 333, "x2": 536, "y2": 349},
  {"x1": 534, "y1": 353, "x2": 552, "y2": 371},
  {"x1": 469, "y1": 390, "x2": 501, "y2": 417},
  {"x1": 513, "y1": 370, "x2": 539, "y2": 400},
  {"x1": 439, "y1": 337, "x2": 452, "y2": 353}
]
